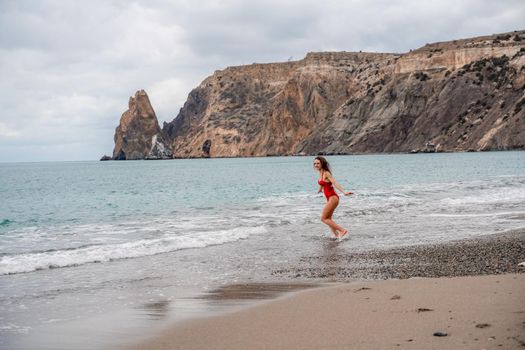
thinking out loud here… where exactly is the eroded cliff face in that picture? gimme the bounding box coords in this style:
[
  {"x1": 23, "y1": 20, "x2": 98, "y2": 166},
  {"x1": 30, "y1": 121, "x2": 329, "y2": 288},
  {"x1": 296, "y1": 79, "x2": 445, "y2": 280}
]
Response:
[
  {"x1": 112, "y1": 90, "x2": 172, "y2": 160},
  {"x1": 300, "y1": 35, "x2": 525, "y2": 154},
  {"x1": 163, "y1": 52, "x2": 402, "y2": 157},
  {"x1": 113, "y1": 31, "x2": 525, "y2": 159},
  {"x1": 162, "y1": 30, "x2": 525, "y2": 157}
]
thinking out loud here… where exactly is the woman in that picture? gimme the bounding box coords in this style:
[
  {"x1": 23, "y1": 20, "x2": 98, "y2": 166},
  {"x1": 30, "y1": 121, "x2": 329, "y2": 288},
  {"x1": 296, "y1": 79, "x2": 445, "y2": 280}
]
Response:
[{"x1": 314, "y1": 156, "x2": 353, "y2": 239}]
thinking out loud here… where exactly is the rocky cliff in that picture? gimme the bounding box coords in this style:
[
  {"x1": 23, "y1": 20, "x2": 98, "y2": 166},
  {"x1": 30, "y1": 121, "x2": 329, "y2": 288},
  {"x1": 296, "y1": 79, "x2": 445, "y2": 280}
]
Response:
[
  {"x1": 112, "y1": 90, "x2": 172, "y2": 160},
  {"x1": 111, "y1": 30, "x2": 525, "y2": 159}
]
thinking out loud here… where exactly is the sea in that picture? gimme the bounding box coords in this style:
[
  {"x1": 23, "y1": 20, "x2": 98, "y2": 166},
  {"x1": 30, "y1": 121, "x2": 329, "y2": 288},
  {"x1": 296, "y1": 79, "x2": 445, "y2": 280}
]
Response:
[{"x1": 1, "y1": 152, "x2": 524, "y2": 349}]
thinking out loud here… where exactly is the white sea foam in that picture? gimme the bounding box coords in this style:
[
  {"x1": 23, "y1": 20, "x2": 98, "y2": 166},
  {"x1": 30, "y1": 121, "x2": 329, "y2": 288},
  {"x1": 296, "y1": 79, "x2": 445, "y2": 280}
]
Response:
[
  {"x1": 0, "y1": 226, "x2": 267, "y2": 275},
  {"x1": 256, "y1": 192, "x2": 314, "y2": 203},
  {"x1": 440, "y1": 187, "x2": 525, "y2": 206},
  {"x1": 425, "y1": 211, "x2": 525, "y2": 218},
  {"x1": 0, "y1": 322, "x2": 32, "y2": 334}
]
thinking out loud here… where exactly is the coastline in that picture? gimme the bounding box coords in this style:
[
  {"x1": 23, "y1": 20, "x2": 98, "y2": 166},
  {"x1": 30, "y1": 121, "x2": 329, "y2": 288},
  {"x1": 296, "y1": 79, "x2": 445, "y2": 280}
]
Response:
[
  {"x1": 4, "y1": 154, "x2": 523, "y2": 350},
  {"x1": 101, "y1": 148, "x2": 524, "y2": 162},
  {"x1": 122, "y1": 230, "x2": 525, "y2": 350}
]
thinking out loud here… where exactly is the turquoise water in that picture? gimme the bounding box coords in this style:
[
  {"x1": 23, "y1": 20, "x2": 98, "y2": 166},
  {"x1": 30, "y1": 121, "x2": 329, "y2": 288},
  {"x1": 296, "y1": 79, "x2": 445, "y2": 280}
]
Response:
[
  {"x1": 2, "y1": 152, "x2": 523, "y2": 235},
  {"x1": 0, "y1": 152, "x2": 524, "y2": 349}
]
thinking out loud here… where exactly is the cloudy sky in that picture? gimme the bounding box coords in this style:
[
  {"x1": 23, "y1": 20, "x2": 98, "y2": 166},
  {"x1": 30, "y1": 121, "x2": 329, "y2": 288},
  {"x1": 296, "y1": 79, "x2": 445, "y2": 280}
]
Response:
[{"x1": 0, "y1": 0, "x2": 523, "y2": 162}]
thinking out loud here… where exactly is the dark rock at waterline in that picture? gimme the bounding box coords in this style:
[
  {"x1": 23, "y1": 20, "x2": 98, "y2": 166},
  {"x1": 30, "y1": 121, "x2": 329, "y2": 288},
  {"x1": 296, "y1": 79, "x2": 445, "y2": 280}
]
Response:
[
  {"x1": 100, "y1": 155, "x2": 112, "y2": 161},
  {"x1": 112, "y1": 90, "x2": 172, "y2": 160}
]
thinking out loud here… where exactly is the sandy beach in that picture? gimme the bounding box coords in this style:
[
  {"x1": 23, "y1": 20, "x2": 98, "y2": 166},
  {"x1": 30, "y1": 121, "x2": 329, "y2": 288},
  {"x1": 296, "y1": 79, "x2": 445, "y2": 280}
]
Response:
[
  {"x1": 124, "y1": 231, "x2": 525, "y2": 350},
  {"x1": 126, "y1": 273, "x2": 524, "y2": 350}
]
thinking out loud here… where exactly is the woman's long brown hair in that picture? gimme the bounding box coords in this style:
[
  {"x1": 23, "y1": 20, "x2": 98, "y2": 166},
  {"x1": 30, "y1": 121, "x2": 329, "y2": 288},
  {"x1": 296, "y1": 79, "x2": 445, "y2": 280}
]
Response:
[{"x1": 315, "y1": 156, "x2": 331, "y2": 172}]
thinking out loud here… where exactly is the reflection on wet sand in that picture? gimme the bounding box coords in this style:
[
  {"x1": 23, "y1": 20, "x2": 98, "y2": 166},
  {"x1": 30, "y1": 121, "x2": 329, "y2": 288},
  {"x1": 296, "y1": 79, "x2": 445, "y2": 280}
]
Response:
[
  {"x1": 201, "y1": 282, "x2": 320, "y2": 301},
  {"x1": 137, "y1": 300, "x2": 171, "y2": 320},
  {"x1": 320, "y1": 239, "x2": 346, "y2": 280}
]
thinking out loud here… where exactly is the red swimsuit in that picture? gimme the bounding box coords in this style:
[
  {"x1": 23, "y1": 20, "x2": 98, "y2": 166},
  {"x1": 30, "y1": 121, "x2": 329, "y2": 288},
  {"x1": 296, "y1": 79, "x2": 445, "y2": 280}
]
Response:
[{"x1": 318, "y1": 172, "x2": 339, "y2": 201}]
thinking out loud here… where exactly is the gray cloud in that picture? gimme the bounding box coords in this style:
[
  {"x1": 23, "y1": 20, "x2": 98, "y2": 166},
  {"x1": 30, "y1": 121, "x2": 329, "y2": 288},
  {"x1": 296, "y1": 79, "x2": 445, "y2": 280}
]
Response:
[{"x1": 0, "y1": 0, "x2": 523, "y2": 161}]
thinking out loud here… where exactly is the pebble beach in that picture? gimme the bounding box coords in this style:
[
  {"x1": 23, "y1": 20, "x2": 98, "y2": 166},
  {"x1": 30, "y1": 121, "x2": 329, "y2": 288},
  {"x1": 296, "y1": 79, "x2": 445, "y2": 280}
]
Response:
[
  {"x1": 125, "y1": 230, "x2": 525, "y2": 350},
  {"x1": 1, "y1": 153, "x2": 523, "y2": 350},
  {"x1": 273, "y1": 229, "x2": 525, "y2": 280}
]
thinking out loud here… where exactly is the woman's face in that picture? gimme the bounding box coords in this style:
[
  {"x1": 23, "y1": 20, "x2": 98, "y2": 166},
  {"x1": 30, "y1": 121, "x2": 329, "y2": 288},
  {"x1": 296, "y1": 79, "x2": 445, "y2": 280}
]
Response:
[{"x1": 313, "y1": 159, "x2": 322, "y2": 171}]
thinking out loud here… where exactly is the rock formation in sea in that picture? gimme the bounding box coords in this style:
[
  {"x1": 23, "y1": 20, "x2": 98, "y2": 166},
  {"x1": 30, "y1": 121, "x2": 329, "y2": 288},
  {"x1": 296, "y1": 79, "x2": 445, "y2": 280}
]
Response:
[
  {"x1": 112, "y1": 90, "x2": 172, "y2": 160},
  {"x1": 109, "y1": 30, "x2": 525, "y2": 159}
]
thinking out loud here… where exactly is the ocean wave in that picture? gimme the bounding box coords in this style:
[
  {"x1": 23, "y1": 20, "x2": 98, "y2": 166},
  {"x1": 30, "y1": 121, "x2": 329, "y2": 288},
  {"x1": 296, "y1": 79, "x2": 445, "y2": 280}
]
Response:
[
  {"x1": 2, "y1": 243, "x2": 105, "y2": 257},
  {"x1": 440, "y1": 187, "x2": 525, "y2": 206},
  {"x1": 424, "y1": 211, "x2": 525, "y2": 218},
  {"x1": 0, "y1": 226, "x2": 267, "y2": 275},
  {"x1": 256, "y1": 192, "x2": 315, "y2": 203},
  {"x1": 0, "y1": 219, "x2": 12, "y2": 227}
]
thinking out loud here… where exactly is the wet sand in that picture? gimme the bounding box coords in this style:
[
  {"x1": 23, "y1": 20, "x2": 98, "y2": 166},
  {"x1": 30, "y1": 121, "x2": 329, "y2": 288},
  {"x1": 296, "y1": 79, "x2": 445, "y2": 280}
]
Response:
[{"x1": 124, "y1": 231, "x2": 525, "y2": 350}]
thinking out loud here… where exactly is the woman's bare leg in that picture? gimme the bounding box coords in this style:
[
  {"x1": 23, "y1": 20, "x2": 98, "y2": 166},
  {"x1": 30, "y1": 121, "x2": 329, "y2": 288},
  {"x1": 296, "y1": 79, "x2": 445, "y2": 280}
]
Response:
[{"x1": 321, "y1": 196, "x2": 347, "y2": 237}]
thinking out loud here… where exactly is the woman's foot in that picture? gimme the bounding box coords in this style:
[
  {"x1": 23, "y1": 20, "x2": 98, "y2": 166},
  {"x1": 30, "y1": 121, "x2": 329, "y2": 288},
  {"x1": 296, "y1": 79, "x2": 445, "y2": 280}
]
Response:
[{"x1": 337, "y1": 229, "x2": 348, "y2": 239}]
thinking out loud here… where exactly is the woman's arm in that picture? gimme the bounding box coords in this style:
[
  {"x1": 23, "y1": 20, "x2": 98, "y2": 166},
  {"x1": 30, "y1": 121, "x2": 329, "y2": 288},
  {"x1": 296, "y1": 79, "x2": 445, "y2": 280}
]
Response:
[{"x1": 326, "y1": 172, "x2": 353, "y2": 196}]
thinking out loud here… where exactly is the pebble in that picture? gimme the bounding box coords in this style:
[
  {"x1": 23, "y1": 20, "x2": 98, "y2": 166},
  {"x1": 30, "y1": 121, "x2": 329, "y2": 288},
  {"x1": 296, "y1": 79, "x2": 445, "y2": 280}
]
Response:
[
  {"x1": 476, "y1": 323, "x2": 491, "y2": 328},
  {"x1": 273, "y1": 231, "x2": 525, "y2": 280},
  {"x1": 417, "y1": 308, "x2": 433, "y2": 313}
]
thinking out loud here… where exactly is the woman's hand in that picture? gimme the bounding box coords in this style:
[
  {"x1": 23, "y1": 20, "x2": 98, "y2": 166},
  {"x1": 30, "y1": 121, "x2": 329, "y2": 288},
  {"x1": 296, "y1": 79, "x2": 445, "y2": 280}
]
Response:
[{"x1": 343, "y1": 191, "x2": 353, "y2": 196}]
